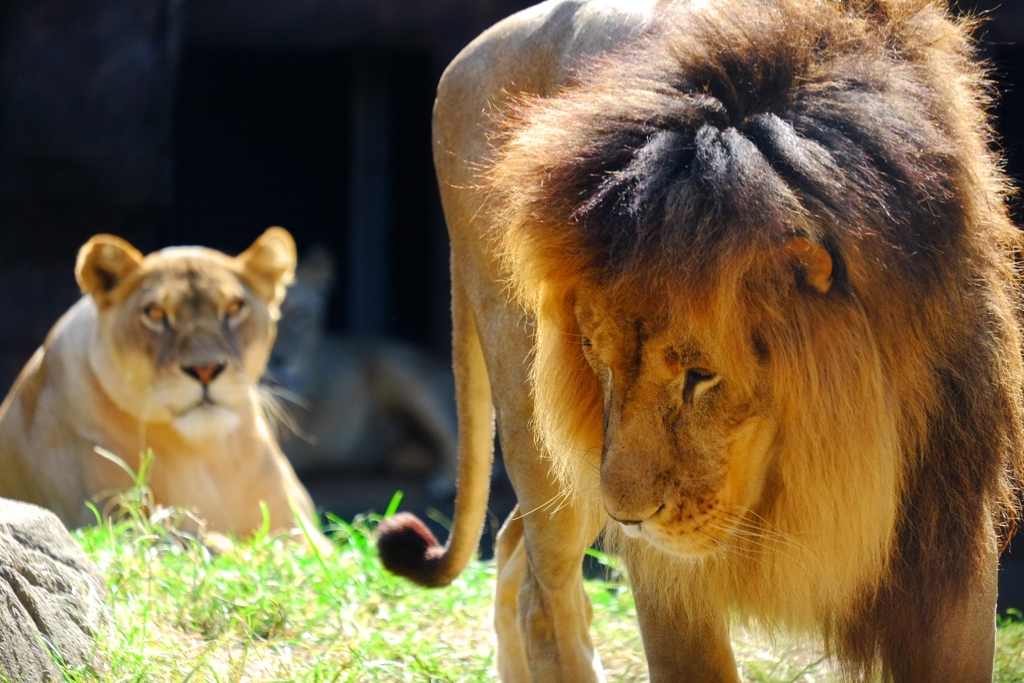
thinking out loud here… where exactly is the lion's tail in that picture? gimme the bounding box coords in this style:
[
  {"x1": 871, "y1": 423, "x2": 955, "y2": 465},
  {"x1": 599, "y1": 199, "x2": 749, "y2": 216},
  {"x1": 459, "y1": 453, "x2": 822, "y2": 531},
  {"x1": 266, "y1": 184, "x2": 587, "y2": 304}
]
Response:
[{"x1": 376, "y1": 259, "x2": 495, "y2": 587}]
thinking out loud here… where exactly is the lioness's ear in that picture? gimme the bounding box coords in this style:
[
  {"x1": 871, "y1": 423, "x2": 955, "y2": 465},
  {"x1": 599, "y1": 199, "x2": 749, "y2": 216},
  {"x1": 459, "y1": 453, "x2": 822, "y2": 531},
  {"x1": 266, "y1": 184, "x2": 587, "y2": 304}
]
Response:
[
  {"x1": 75, "y1": 234, "x2": 145, "y2": 305},
  {"x1": 781, "y1": 236, "x2": 832, "y2": 294},
  {"x1": 238, "y1": 227, "x2": 297, "y2": 306}
]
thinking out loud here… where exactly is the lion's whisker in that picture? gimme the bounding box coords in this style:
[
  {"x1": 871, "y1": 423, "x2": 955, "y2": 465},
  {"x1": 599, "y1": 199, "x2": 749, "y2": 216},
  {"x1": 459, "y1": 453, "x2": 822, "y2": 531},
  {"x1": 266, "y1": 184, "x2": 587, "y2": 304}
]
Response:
[
  {"x1": 701, "y1": 518, "x2": 822, "y2": 579},
  {"x1": 705, "y1": 510, "x2": 818, "y2": 565}
]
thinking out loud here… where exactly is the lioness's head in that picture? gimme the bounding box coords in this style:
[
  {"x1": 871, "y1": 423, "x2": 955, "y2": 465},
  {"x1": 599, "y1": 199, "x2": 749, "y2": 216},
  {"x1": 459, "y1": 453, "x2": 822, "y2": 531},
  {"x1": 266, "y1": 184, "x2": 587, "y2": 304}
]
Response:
[{"x1": 76, "y1": 228, "x2": 296, "y2": 440}]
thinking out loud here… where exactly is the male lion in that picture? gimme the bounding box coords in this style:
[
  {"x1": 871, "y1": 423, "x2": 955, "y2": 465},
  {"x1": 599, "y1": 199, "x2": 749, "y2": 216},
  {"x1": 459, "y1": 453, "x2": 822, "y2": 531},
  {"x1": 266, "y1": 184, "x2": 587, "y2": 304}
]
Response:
[
  {"x1": 378, "y1": 0, "x2": 1024, "y2": 680},
  {"x1": 0, "y1": 227, "x2": 331, "y2": 553}
]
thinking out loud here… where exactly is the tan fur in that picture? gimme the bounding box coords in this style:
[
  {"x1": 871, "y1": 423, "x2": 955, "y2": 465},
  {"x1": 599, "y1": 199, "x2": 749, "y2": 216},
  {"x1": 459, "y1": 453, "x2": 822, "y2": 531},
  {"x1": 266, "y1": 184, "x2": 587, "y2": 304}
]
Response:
[
  {"x1": 0, "y1": 228, "x2": 331, "y2": 554},
  {"x1": 377, "y1": 0, "x2": 1024, "y2": 680}
]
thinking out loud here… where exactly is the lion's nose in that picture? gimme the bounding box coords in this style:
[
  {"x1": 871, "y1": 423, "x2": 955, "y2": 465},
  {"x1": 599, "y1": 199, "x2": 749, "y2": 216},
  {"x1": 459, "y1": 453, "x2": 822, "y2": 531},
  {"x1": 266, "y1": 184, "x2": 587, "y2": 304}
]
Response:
[{"x1": 181, "y1": 363, "x2": 226, "y2": 386}]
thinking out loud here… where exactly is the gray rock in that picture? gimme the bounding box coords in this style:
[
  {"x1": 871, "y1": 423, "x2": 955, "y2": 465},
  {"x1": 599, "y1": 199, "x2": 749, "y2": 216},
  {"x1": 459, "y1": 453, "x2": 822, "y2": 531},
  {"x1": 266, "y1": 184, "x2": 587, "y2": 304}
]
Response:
[{"x1": 0, "y1": 498, "x2": 106, "y2": 682}]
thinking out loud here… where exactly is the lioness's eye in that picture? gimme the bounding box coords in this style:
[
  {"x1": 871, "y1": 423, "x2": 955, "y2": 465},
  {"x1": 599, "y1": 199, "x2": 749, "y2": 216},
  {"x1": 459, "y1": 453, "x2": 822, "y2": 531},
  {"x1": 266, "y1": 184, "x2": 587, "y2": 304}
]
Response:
[
  {"x1": 225, "y1": 298, "x2": 245, "y2": 317},
  {"x1": 143, "y1": 304, "x2": 166, "y2": 326},
  {"x1": 683, "y1": 368, "x2": 720, "y2": 403}
]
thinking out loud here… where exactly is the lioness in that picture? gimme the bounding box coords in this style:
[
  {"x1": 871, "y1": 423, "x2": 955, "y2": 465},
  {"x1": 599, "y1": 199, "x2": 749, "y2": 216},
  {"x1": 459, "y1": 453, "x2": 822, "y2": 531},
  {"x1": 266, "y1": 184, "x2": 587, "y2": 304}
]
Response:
[
  {"x1": 379, "y1": 0, "x2": 1024, "y2": 681},
  {"x1": 0, "y1": 228, "x2": 331, "y2": 553}
]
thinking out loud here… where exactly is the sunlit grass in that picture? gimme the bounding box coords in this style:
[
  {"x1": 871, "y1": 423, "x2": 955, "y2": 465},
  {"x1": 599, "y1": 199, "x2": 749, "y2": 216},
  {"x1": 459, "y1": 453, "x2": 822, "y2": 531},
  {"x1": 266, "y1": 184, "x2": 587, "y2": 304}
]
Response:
[
  {"x1": 67, "y1": 505, "x2": 500, "y2": 682},
  {"x1": 995, "y1": 616, "x2": 1024, "y2": 683},
  {"x1": 62, "y1": 485, "x2": 1024, "y2": 682}
]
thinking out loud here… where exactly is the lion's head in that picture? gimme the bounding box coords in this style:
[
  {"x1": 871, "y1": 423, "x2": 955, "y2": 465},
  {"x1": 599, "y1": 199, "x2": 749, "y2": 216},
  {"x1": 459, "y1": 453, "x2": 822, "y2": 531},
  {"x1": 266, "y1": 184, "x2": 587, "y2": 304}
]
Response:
[
  {"x1": 75, "y1": 228, "x2": 296, "y2": 441},
  {"x1": 572, "y1": 281, "x2": 779, "y2": 558},
  {"x1": 487, "y1": 0, "x2": 1024, "y2": 633}
]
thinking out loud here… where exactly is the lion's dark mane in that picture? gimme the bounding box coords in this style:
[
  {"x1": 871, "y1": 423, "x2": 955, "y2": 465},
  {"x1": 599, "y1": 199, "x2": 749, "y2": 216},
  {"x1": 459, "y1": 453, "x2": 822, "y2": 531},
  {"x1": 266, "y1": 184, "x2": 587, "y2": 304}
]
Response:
[{"x1": 537, "y1": 4, "x2": 982, "y2": 293}]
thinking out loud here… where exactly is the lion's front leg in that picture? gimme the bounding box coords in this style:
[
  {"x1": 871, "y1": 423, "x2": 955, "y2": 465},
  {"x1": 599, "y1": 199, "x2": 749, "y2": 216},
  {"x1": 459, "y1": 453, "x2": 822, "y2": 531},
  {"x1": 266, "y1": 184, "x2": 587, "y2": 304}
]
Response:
[
  {"x1": 624, "y1": 543, "x2": 740, "y2": 683},
  {"x1": 873, "y1": 529, "x2": 999, "y2": 683},
  {"x1": 901, "y1": 572, "x2": 997, "y2": 683}
]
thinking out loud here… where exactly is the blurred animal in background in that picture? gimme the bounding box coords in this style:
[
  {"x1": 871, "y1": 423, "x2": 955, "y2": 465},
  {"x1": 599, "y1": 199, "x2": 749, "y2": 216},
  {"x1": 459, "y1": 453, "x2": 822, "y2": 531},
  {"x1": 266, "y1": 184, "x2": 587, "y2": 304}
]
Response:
[
  {"x1": 0, "y1": 228, "x2": 332, "y2": 553},
  {"x1": 267, "y1": 247, "x2": 458, "y2": 498}
]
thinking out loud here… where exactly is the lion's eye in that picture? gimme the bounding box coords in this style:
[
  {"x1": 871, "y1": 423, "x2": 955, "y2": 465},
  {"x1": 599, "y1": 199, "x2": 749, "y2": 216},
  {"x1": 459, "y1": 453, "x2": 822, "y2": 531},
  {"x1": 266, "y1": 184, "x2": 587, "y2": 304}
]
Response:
[
  {"x1": 142, "y1": 304, "x2": 167, "y2": 328},
  {"x1": 225, "y1": 298, "x2": 245, "y2": 317},
  {"x1": 683, "y1": 367, "x2": 720, "y2": 403}
]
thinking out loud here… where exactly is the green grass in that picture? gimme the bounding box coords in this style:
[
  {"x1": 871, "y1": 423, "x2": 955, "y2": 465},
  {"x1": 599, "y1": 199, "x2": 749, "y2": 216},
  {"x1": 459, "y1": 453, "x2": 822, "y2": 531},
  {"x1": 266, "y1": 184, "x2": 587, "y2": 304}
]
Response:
[
  {"x1": 67, "y1": 506, "x2": 502, "y2": 682},
  {"x1": 62, "y1": 493, "x2": 1024, "y2": 682},
  {"x1": 995, "y1": 617, "x2": 1024, "y2": 683}
]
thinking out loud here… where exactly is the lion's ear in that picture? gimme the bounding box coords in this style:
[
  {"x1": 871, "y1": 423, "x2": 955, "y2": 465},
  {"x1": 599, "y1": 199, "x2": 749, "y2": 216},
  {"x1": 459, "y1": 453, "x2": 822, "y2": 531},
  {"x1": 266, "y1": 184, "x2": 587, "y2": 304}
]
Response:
[
  {"x1": 781, "y1": 236, "x2": 832, "y2": 294},
  {"x1": 237, "y1": 227, "x2": 297, "y2": 307},
  {"x1": 75, "y1": 234, "x2": 145, "y2": 305}
]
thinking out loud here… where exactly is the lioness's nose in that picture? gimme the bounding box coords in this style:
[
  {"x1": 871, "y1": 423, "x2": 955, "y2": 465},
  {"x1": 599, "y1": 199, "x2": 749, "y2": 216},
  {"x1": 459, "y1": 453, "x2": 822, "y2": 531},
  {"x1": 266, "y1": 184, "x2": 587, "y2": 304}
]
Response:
[{"x1": 182, "y1": 363, "x2": 225, "y2": 386}]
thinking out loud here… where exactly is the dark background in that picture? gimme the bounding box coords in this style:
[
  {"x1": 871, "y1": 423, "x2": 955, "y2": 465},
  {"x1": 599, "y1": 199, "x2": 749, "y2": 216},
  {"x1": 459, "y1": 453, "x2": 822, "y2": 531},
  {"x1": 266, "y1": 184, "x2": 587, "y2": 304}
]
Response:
[{"x1": 1, "y1": 0, "x2": 1023, "y2": 609}]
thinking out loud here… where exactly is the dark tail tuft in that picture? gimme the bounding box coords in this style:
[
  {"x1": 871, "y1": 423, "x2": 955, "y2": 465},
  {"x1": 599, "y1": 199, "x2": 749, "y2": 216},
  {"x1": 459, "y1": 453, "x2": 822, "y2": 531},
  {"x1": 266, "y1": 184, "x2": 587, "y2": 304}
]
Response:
[{"x1": 376, "y1": 512, "x2": 450, "y2": 587}]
